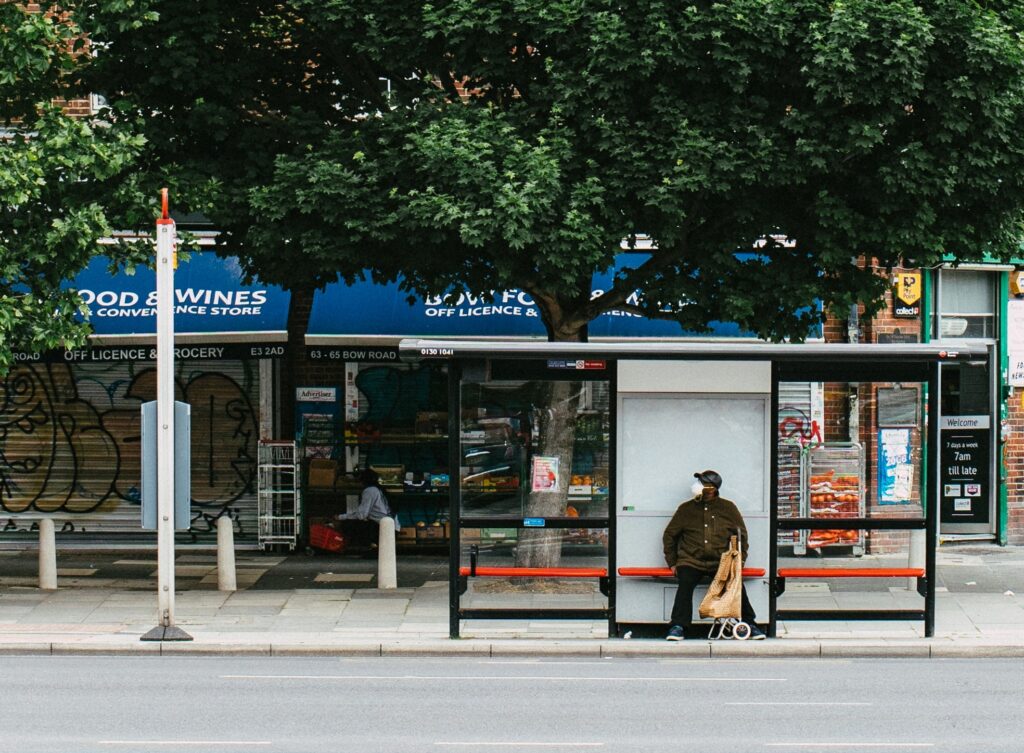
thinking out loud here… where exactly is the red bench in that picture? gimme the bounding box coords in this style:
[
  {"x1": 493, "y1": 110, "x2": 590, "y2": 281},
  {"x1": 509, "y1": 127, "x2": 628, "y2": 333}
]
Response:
[
  {"x1": 777, "y1": 567, "x2": 924, "y2": 579},
  {"x1": 775, "y1": 567, "x2": 928, "y2": 599}
]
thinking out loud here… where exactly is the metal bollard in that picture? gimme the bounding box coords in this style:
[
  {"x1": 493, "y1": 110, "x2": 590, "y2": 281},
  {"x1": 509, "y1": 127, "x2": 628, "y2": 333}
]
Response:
[
  {"x1": 377, "y1": 517, "x2": 397, "y2": 589},
  {"x1": 38, "y1": 518, "x2": 57, "y2": 591},
  {"x1": 216, "y1": 515, "x2": 237, "y2": 592},
  {"x1": 908, "y1": 528, "x2": 925, "y2": 591}
]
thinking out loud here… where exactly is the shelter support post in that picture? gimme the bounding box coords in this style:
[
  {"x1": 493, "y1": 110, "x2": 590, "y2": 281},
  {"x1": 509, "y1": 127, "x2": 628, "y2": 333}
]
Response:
[
  {"x1": 768, "y1": 362, "x2": 780, "y2": 638},
  {"x1": 448, "y1": 362, "x2": 462, "y2": 639},
  {"x1": 925, "y1": 360, "x2": 940, "y2": 637}
]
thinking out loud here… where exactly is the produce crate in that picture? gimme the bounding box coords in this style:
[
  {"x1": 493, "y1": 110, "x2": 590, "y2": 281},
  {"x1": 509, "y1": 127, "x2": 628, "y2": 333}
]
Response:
[{"x1": 801, "y1": 443, "x2": 865, "y2": 555}]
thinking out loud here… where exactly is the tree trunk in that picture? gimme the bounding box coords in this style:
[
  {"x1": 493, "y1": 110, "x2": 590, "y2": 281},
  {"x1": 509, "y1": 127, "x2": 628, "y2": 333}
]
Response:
[
  {"x1": 515, "y1": 379, "x2": 584, "y2": 568},
  {"x1": 511, "y1": 301, "x2": 589, "y2": 570}
]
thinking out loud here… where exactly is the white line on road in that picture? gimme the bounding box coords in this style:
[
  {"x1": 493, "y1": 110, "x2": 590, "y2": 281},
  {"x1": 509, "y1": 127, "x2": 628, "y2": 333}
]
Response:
[
  {"x1": 765, "y1": 744, "x2": 933, "y2": 748},
  {"x1": 436, "y1": 744, "x2": 604, "y2": 748},
  {"x1": 222, "y1": 674, "x2": 786, "y2": 682},
  {"x1": 730, "y1": 702, "x2": 871, "y2": 706},
  {"x1": 480, "y1": 661, "x2": 609, "y2": 665},
  {"x1": 99, "y1": 742, "x2": 271, "y2": 747}
]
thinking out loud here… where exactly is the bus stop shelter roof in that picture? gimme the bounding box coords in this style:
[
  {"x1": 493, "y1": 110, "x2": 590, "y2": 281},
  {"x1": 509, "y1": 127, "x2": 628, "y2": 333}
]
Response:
[{"x1": 398, "y1": 338, "x2": 987, "y2": 364}]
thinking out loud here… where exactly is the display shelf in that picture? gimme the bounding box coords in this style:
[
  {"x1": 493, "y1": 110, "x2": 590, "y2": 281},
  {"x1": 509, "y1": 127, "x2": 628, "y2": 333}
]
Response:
[
  {"x1": 257, "y1": 440, "x2": 301, "y2": 551},
  {"x1": 801, "y1": 442, "x2": 866, "y2": 555},
  {"x1": 343, "y1": 434, "x2": 449, "y2": 446}
]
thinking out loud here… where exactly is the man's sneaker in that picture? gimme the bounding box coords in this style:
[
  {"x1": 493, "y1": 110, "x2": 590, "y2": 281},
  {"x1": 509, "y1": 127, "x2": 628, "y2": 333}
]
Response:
[
  {"x1": 748, "y1": 625, "x2": 766, "y2": 640},
  {"x1": 666, "y1": 625, "x2": 685, "y2": 641}
]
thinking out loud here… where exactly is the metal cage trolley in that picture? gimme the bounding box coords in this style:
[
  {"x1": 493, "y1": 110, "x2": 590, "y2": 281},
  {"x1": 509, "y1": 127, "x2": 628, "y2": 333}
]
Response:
[{"x1": 257, "y1": 440, "x2": 301, "y2": 550}]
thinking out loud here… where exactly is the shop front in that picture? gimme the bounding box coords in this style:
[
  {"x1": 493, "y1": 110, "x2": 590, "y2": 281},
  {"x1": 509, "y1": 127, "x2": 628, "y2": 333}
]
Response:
[
  {"x1": 928, "y1": 266, "x2": 1003, "y2": 539},
  {"x1": 297, "y1": 262, "x2": 765, "y2": 549},
  {"x1": 0, "y1": 252, "x2": 290, "y2": 544}
]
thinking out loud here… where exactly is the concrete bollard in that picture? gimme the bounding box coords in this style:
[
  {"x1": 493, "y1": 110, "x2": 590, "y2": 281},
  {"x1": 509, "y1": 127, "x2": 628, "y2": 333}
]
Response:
[
  {"x1": 38, "y1": 518, "x2": 57, "y2": 591},
  {"x1": 908, "y1": 528, "x2": 925, "y2": 591},
  {"x1": 377, "y1": 517, "x2": 397, "y2": 589},
  {"x1": 216, "y1": 516, "x2": 237, "y2": 592}
]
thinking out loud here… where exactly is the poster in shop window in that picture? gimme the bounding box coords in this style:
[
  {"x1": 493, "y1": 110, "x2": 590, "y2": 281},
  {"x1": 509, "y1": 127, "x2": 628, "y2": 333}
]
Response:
[
  {"x1": 531, "y1": 456, "x2": 561, "y2": 493},
  {"x1": 878, "y1": 429, "x2": 914, "y2": 505}
]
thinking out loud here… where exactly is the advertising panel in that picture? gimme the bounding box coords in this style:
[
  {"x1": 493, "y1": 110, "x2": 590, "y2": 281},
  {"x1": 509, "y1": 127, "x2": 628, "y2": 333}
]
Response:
[{"x1": 940, "y1": 416, "x2": 990, "y2": 524}]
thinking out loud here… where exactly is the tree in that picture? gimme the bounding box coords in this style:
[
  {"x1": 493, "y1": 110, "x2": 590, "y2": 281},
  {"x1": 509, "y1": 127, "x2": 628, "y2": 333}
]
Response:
[
  {"x1": 85, "y1": 1, "x2": 1024, "y2": 564},
  {"x1": 0, "y1": 2, "x2": 144, "y2": 375},
  {"x1": 83, "y1": 0, "x2": 1024, "y2": 338}
]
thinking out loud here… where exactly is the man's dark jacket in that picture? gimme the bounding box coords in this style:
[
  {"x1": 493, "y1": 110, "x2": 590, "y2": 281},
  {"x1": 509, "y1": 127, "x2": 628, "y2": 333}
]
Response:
[{"x1": 662, "y1": 494, "x2": 749, "y2": 571}]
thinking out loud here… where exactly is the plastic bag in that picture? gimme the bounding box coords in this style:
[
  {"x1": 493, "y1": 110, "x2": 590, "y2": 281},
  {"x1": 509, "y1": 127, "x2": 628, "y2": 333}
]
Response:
[{"x1": 698, "y1": 535, "x2": 742, "y2": 619}]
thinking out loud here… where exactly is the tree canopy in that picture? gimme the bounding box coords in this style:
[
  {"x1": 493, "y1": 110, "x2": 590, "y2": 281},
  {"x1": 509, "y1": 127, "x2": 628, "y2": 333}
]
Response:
[
  {"x1": 0, "y1": 2, "x2": 144, "y2": 373},
  {"x1": 84, "y1": 0, "x2": 1024, "y2": 342}
]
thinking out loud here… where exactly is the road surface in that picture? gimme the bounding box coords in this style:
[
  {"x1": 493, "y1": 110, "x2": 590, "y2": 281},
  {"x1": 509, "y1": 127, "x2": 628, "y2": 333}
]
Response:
[{"x1": 2, "y1": 655, "x2": 1021, "y2": 752}]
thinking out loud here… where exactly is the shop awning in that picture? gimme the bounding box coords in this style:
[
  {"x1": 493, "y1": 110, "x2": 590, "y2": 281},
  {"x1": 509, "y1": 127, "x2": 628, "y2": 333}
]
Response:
[
  {"x1": 305, "y1": 255, "x2": 805, "y2": 349},
  {"x1": 71, "y1": 252, "x2": 290, "y2": 345},
  {"x1": 14, "y1": 252, "x2": 291, "y2": 363}
]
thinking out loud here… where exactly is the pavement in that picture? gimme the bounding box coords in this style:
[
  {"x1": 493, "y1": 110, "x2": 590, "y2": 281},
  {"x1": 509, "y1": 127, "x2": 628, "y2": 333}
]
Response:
[{"x1": 1, "y1": 543, "x2": 1023, "y2": 657}]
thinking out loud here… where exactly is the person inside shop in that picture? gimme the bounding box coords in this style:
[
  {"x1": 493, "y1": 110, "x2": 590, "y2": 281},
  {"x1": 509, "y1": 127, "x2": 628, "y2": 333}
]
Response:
[
  {"x1": 335, "y1": 469, "x2": 399, "y2": 552},
  {"x1": 662, "y1": 470, "x2": 765, "y2": 640}
]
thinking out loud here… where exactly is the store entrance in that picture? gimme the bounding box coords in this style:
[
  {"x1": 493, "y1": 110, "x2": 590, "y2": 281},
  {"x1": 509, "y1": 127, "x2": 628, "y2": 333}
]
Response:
[{"x1": 939, "y1": 361, "x2": 995, "y2": 535}]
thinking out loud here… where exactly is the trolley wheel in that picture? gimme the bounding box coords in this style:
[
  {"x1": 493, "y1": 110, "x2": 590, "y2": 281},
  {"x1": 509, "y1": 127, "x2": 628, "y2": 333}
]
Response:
[{"x1": 733, "y1": 621, "x2": 752, "y2": 641}]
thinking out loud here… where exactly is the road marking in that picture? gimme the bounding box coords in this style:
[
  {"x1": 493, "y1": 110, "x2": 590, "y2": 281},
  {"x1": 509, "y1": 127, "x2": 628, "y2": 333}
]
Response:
[
  {"x1": 436, "y1": 744, "x2": 603, "y2": 748},
  {"x1": 731, "y1": 702, "x2": 871, "y2": 706},
  {"x1": 765, "y1": 744, "x2": 933, "y2": 748},
  {"x1": 480, "y1": 661, "x2": 609, "y2": 666},
  {"x1": 99, "y1": 742, "x2": 271, "y2": 747},
  {"x1": 222, "y1": 674, "x2": 786, "y2": 682},
  {"x1": 659, "y1": 659, "x2": 851, "y2": 665}
]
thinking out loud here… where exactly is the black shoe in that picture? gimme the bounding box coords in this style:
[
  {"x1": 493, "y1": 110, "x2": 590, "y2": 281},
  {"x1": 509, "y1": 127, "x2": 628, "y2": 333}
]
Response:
[
  {"x1": 748, "y1": 625, "x2": 766, "y2": 640},
  {"x1": 666, "y1": 625, "x2": 685, "y2": 641}
]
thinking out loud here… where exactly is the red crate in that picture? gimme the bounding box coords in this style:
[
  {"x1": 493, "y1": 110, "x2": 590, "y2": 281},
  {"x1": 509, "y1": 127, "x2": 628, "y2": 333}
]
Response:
[{"x1": 308, "y1": 523, "x2": 345, "y2": 553}]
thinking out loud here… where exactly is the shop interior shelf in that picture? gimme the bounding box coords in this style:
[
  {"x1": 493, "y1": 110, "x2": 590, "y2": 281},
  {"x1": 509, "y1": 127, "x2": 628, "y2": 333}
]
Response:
[{"x1": 343, "y1": 434, "x2": 449, "y2": 445}]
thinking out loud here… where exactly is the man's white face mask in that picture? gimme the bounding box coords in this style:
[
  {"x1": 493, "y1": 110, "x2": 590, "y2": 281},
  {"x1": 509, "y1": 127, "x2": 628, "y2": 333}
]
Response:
[{"x1": 690, "y1": 480, "x2": 705, "y2": 497}]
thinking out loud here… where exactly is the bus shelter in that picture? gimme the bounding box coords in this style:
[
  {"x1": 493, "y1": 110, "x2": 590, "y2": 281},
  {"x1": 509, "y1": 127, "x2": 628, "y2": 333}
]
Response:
[{"x1": 398, "y1": 339, "x2": 987, "y2": 639}]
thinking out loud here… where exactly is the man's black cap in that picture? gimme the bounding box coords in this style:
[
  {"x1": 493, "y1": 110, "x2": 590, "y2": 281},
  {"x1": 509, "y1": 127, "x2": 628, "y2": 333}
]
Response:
[{"x1": 694, "y1": 470, "x2": 723, "y2": 490}]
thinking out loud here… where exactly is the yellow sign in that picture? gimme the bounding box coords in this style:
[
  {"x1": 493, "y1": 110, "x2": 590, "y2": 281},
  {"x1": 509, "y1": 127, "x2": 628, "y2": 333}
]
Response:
[
  {"x1": 1010, "y1": 269, "x2": 1024, "y2": 297},
  {"x1": 895, "y1": 273, "x2": 922, "y2": 306}
]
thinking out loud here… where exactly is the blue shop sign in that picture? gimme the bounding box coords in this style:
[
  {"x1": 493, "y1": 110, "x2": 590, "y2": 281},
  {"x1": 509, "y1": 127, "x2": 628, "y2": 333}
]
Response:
[
  {"x1": 67, "y1": 253, "x2": 290, "y2": 337},
  {"x1": 307, "y1": 254, "x2": 810, "y2": 340}
]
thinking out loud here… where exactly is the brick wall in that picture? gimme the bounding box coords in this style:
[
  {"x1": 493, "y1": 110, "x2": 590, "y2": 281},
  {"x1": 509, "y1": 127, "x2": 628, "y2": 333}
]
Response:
[{"x1": 1004, "y1": 360, "x2": 1024, "y2": 544}]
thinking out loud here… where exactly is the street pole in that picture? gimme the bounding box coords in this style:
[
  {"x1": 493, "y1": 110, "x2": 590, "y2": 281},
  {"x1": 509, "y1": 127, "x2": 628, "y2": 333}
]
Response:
[{"x1": 142, "y1": 189, "x2": 191, "y2": 642}]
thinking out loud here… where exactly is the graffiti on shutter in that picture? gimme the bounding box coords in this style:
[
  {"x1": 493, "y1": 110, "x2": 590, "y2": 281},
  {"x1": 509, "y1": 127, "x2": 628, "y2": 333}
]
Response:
[{"x1": 0, "y1": 360, "x2": 259, "y2": 539}]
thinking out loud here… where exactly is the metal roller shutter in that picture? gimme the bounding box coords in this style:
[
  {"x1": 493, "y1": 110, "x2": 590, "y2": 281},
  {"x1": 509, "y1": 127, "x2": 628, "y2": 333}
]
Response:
[
  {"x1": 777, "y1": 381, "x2": 822, "y2": 551},
  {"x1": 0, "y1": 359, "x2": 259, "y2": 542}
]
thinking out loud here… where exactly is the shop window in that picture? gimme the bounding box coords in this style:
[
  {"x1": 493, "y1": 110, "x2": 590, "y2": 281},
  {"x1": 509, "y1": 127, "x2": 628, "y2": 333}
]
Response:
[
  {"x1": 459, "y1": 371, "x2": 610, "y2": 522},
  {"x1": 936, "y1": 270, "x2": 996, "y2": 339}
]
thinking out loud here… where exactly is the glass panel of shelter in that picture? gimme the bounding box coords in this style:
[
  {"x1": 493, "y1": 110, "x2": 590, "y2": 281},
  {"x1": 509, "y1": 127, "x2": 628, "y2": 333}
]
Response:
[
  {"x1": 776, "y1": 380, "x2": 926, "y2": 561},
  {"x1": 457, "y1": 370, "x2": 611, "y2": 592},
  {"x1": 459, "y1": 378, "x2": 611, "y2": 520}
]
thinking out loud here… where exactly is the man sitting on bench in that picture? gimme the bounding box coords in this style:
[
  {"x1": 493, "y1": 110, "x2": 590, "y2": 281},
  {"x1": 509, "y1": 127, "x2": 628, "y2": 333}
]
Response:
[{"x1": 662, "y1": 469, "x2": 765, "y2": 641}]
